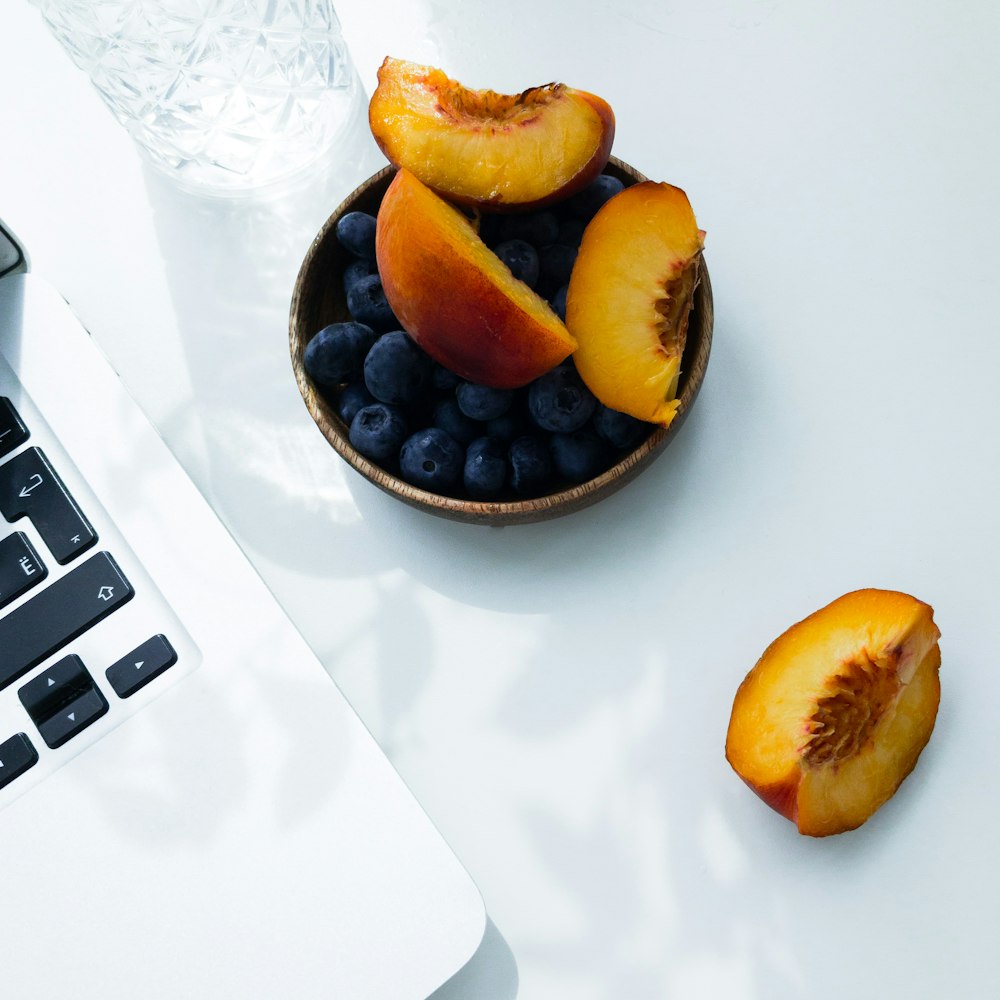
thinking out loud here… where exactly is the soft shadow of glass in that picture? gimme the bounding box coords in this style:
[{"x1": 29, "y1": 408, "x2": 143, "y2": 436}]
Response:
[
  {"x1": 428, "y1": 918, "x2": 519, "y2": 1000},
  {"x1": 140, "y1": 88, "x2": 392, "y2": 580}
]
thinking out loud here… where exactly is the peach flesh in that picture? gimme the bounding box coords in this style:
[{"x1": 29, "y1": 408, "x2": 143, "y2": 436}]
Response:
[
  {"x1": 566, "y1": 181, "x2": 704, "y2": 426},
  {"x1": 725, "y1": 589, "x2": 941, "y2": 837},
  {"x1": 368, "y1": 57, "x2": 615, "y2": 209}
]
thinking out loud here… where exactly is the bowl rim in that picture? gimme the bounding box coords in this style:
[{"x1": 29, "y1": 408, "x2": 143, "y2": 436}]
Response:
[{"x1": 289, "y1": 155, "x2": 713, "y2": 526}]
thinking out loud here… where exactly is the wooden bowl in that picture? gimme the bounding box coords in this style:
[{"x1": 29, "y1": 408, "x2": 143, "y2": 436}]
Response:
[{"x1": 289, "y1": 156, "x2": 713, "y2": 526}]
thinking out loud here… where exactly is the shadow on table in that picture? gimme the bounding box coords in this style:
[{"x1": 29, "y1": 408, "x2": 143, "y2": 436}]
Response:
[
  {"x1": 135, "y1": 79, "x2": 800, "y2": 1000},
  {"x1": 429, "y1": 918, "x2": 519, "y2": 1000}
]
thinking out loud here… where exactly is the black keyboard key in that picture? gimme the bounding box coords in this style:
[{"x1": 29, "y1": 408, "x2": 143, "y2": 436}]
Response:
[
  {"x1": 36, "y1": 687, "x2": 108, "y2": 749},
  {"x1": 0, "y1": 551, "x2": 134, "y2": 692},
  {"x1": 106, "y1": 635, "x2": 177, "y2": 699},
  {"x1": 18, "y1": 654, "x2": 93, "y2": 721},
  {"x1": 0, "y1": 447, "x2": 96, "y2": 564},
  {"x1": 19, "y1": 656, "x2": 109, "y2": 750},
  {"x1": 0, "y1": 398, "x2": 28, "y2": 459},
  {"x1": 0, "y1": 531, "x2": 46, "y2": 609},
  {"x1": 0, "y1": 733, "x2": 38, "y2": 790}
]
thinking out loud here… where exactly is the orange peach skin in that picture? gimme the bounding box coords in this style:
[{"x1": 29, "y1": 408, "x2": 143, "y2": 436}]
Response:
[
  {"x1": 376, "y1": 169, "x2": 577, "y2": 388},
  {"x1": 725, "y1": 589, "x2": 941, "y2": 837},
  {"x1": 567, "y1": 182, "x2": 704, "y2": 426},
  {"x1": 369, "y1": 57, "x2": 615, "y2": 210}
]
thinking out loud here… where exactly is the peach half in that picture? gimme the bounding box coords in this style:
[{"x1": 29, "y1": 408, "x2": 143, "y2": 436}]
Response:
[
  {"x1": 375, "y1": 169, "x2": 576, "y2": 388},
  {"x1": 368, "y1": 57, "x2": 615, "y2": 210},
  {"x1": 726, "y1": 590, "x2": 942, "y2": 837},
  {"x1": 565, "y1": 182, "x2": 704, "y2": 427}
]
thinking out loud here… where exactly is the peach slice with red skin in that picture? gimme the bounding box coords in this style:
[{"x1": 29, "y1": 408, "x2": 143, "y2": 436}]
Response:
[
  {"x1": 565, "y1": 182, "x2": 704, "y2": 427},
  {"x1": 725, "y1": 589, "x2": 941, "y2": 837},
  {"x1": 368, "y1": 57, "x2": 615, "y2": 210},
  {"x1": 375, "y1": 168, "x2": 576, "y2": 388}
]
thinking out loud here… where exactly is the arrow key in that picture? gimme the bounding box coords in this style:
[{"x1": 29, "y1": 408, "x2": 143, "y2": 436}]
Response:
[
  {"x1": 19, "y1": 654, "x2": 109, "y2": 749},
  {"x1": 106, "y1": 635, "x2": 177, "y2": 699},
  {"x1": 36, "y1": 686, "x2": 107, "y2": 749},
  {"x1": 0, "y1": 733, "x2": 38, "y2": 791},
  {"x1": 18, "y1": 653, "x2": 92, "y2": 721}
]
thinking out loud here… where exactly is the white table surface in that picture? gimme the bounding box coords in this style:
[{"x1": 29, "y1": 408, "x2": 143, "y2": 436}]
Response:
[{"x1": 3, "y1": 2, "x2": 999, "y2": 998}]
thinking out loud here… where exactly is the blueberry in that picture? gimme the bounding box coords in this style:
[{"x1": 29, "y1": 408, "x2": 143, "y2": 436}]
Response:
[
  {"x1": 493, "y1": 239, "x2": 540, "y2": 288},
  {"x1": 399, "y1": 427, "x2": 463, "y2": 492},
  {"x1": 528, "y1": 364, "x2": 596, "y2": 432},
  {"x1": 566, "y1": 174, "x2": 624, "y2": 219},
  {"x1": 592, "y1": 404, "x2": 650, "y2": 451},
  {"x1": 433, "y1": 397, "x2": 482, "y2": 445},
  {"x1": 509, "y1": 436, "x2": 553, "y2": 496},
  {"x1": 549, "y1": 284, "x2": 568, "y2": 322},
  {"x1": 538, "y1": 244, "x2": 577, "y2": 289},
  {"x1": 343, "y1": 258, "x2": 377, "y2": 297},
  {"x1": 477, "y1": 213, "x2": 505, "y2": 248},
  {"x1": 557, "y1": 217, "x2": 587, "y2": 247},
  {"x1": 498, "y1": 210, "x2": 559, "y2": 246},
  {"x1": 335, "y1": 211, "x2": 377, "y2": 261},
  {"x1": 347, "y1": 274, "x2": 398, "y2": 332},
  {"x1": 348, "y1": 403, "x2": 408, "y2": 463},
  {"x1": 456, "y1": 381, "x2": 513, "y2": 421},
  {"x1": 337, "y1": 382, "x2": 375, "y2": 425},
  {"x1": 550, "y1": 429, "x2": 613, "y2": 482},
  {"x1": 485, "y1": 406, "x2": 529, "y2": 444},
  {"x1": 464, "y1": 437, "x2": 508, "y2": 499},
  {"x1": 363, "y1": 330, "x2": 433, "y2": 405},
  {"x1": 431, "y1": 362, "x2": 462, "y2": 392},
  {"x1": 303, "y1": 322, "x2": 377, "y2": 387}
]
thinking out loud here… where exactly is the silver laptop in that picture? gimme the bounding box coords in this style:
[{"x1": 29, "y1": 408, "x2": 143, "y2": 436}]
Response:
[{"x1": 0, "y1": 220, "x2": 484, "y2": 998}]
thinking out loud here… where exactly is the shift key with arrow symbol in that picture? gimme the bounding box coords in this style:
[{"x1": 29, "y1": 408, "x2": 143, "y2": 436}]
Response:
[{"x1": 0, "y1": 552, "x2": 134, "y2": 693}]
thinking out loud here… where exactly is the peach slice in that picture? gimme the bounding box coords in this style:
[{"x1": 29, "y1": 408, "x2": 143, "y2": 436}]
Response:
[
  {"x1": 368, "y1": 57, "x2": 615, "y2": 210},
  {"x1": 725, "y1": 590, "x2": 942, "y2": 837},
  {"x1": 376, "y1": 168, "x2": 576, "y2": 388},
  {"x1": 565, "y1": 182, "x2": 704, "y2": 427}
]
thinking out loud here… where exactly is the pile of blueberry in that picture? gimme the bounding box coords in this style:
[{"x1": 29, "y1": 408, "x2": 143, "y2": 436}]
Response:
[{"x1": 303, "y1": 173, "x2": 653, "y2": 501}]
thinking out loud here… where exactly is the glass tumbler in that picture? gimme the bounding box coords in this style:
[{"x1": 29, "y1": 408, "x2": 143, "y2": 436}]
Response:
[{"x1": 30, "y1": 0, "x2": 361, "y2": 194}]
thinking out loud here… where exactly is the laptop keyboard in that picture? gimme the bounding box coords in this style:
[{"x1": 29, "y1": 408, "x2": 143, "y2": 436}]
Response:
[
  {"x1": 0, "y1": 446, "x2": 98, "y2": 562},
  {"x1": 0, "y1": 390, "x2": 194, "y2": 800}
]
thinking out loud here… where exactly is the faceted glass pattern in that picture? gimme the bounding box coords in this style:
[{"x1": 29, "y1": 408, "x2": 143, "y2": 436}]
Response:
[{"x1": 31, "y1": 0, "x2": 359, "y2": 192}]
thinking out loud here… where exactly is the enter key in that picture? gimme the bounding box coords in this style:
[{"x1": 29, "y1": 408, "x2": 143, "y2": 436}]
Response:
[{"x1": 0, "y1": 447, "x2": 97, "y2": 564}]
